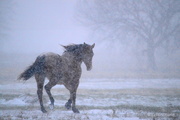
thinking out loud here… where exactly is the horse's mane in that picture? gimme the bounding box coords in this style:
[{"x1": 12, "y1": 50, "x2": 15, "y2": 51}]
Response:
[{"x1": 62, "y1": 44, "x2": 83, "y2": 53}]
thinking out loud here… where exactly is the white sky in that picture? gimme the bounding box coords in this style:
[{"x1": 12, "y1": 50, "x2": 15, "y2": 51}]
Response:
[{"x1": 4, "y1": 0, "x2": 91, "y2": 53}]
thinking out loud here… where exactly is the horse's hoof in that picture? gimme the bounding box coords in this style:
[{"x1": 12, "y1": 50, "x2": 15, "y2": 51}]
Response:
[
  {"x1": 65, "y1": 102, "x2": 71, "y2": 109},
  {"x1": 72, "y1": 107, "x2": 80, "y2": 113},
  {"x1": 49, "y1": 104, "x2": 54, "y2": 110},
  {"x1": 41, "y1": 108, "x2": 47, "y2": 113}
]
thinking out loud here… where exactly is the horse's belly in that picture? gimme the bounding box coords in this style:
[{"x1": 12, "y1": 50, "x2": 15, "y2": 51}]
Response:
[
  {"x1": 57, "y1": 80, "x2": 63, "y2": 85},
  {"x1": 57, "y1": 77, "x2": 67, "y2": 85}
]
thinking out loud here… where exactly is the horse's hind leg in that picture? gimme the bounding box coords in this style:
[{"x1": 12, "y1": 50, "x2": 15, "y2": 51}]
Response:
[
  {"x1": 35, "y1": 74, "x2": 46, "y2": 113},
  {"x1": 45, "y1": 81, "x2": 57, "y2": 110}
]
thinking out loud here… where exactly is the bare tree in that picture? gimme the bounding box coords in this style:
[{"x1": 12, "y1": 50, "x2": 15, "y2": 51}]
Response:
[{"x1": 77, "y1": 0, "x2": 180, "y2": 70}]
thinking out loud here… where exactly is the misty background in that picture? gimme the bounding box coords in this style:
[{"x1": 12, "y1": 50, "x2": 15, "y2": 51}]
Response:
[{"x1": 1, "y1": 0, "x2": 180, "y2": 81}]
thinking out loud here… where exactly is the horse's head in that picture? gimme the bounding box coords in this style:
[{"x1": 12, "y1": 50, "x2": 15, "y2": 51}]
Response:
[
  {"x1": 82, "y1": 43, "x2": 95, "y2": 71},
  {"x1": 62, "y1": 43, "x2": 95, "y2": 71}
]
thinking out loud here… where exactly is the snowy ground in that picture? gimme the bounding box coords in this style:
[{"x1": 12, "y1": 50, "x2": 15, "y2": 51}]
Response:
[{"x1": 0, "y1": 78, "x2": 180, "y2": 120}]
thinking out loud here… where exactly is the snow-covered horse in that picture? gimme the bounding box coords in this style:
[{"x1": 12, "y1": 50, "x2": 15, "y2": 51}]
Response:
[{"x1": 18, "y1": 43, "x2": 95, "y2": 113}]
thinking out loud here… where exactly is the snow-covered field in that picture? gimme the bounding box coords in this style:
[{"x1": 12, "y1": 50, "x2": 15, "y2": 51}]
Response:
[{"x1": 0, "y1": 78, "x2": 180, "y2": 120}]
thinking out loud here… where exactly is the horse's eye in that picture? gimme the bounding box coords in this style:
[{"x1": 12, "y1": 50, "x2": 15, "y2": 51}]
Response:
[{"x1": 90, "y1": 51, "x2": 94, "y2": 55}]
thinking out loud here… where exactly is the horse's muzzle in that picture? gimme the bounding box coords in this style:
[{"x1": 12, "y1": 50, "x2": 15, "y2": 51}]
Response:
[{"x1": 87, "y1": 65, "x2": 92, "y2": 71}]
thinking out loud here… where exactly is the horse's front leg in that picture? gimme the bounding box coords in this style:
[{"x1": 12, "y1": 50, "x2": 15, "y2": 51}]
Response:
[
  {"x1": 65, "y1": 99, "x2": 72, "y2": 109},
  {"x1": 70, "y1": 90, "x2": 80, "y2": 113},
  {"x1": 65, "y1": 91, "x2": 79, "y2": 113},
  {"x1": 64, "y1": 80, "x2": 80, "y2": 113}
]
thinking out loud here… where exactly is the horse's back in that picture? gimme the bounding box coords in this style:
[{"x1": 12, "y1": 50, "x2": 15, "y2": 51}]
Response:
[{"x1": 39, "y1": 52, "x2": 62, "y2": 67}]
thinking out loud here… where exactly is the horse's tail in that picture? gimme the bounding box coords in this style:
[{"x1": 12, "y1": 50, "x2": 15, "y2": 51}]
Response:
[{"x1": 18, "y1": 55, "x2": 45, "y2": 80}]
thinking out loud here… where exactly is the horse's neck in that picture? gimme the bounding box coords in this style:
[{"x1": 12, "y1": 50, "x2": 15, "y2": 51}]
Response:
[{"x1": 62, "y1": 52, "x2": 82, "y2": 65}]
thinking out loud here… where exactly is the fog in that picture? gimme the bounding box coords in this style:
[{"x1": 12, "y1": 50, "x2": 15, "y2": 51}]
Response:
[
  {"x1": 1, "y1": 1, "x2": 180, "y2": 119},
  {"x1": 1, "y1": 0, "x2": 180, "y2": 79},
  {"x1": 1, "y1": 0, "x2": 91, "y2": 54}
]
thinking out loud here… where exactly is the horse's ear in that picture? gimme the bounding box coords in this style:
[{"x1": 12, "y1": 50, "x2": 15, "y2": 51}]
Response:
[{"x1": 91, "y1": 43, "x2": 95, "y2": 49}]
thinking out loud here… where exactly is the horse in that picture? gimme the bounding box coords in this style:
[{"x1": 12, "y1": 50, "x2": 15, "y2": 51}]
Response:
[{"x1": 18, "y1": 43, "x2": 95, "y2": 113}]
